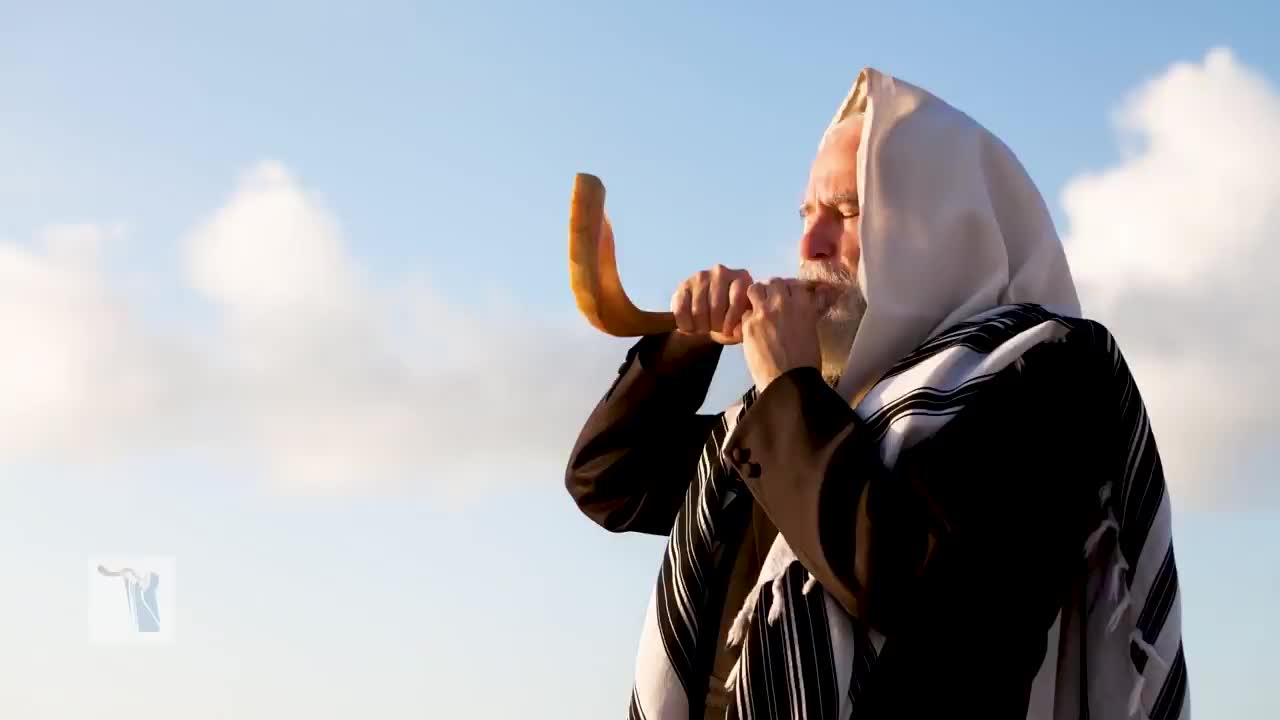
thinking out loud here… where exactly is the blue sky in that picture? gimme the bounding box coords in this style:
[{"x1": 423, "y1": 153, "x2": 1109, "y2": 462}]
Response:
[{"x1": 1, "y1": 1, "x2": 1278, "y2": 717}]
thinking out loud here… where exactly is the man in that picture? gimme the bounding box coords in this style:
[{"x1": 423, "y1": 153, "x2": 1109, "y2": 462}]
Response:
[{"x1": 566, "y1": 68, "x2": 1188, "y2": 719}]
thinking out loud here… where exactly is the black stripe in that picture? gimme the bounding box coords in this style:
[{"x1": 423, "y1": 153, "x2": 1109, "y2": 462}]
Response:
[
  {"x1": 1136, "y1": 544, "x2": 1179, "y2": 649},
  {"x1": 1150, "y1": 643, "x2": 1187, "y2": 720},
  {"x1": 861, "y1": 374, "x2": 999, "y2": 440},
  {"x1": 860, "y1": 305, "x2": 1070, "y2": 442},
  {"x1": 736, "y1": 563, "x2": 841, "y2": 718},
  {"x1": 1105, "y1": 337, "x2": 1165, "y2": 589},
  {"x1": 652, "y1": 388, "x2": 756, "y2": 714},
  {"x1": 1070, "y1": 318, "x2": 1187, "y2": 708},
  {"x1": 848, "y1": 622, "x2": 878, "y2": 709},
  {"x1": 789, "y1": 566, "x2": 839, "y2": 716},
  {"x1": 1129, "y1": 639, "x2": 1148, "y2": 676},
  {"x1": 627, "y1": 686, "x2": 646, "y2": 720},
  {"x1": 1128, "y1": 548, "x2": 1175, "y2": 677},
  {"x1": 880, "y1": 304, "x2": 1065, "y2": 381}
]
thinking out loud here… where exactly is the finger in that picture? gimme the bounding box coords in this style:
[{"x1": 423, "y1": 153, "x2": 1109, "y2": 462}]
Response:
[
  {"x1": 689, "y1": 270, "x2": 711, "y2": 334},
  {"x1": 787, "y1": 279, "x2": 828, "y2": 311},
  {"x1": 708, "y1": 265, "x2": 732, "y2": 333},
  {"x1": 790, "y1": 279, "x2": 821, "y2": 306},
  {"x1": 757, "y1": 277, "x2": 784, "y2": 311},
  {"x1": 670, "y1": 283, "x2": 693, "y2": 333},
  {"x1": 786, "y1": 278, "x2": 817, "y2": 295},
  {"x1": 722, "y1": 275, "x2": 752, "y2": 336},
  {"x1": 735, "y1": 302, "x2": 755, "y2": 343},
  {"x1": 746, "y1": 281, "x2": 768, "y2": 310},
  {"x1": 723, "y1": 323, "x2": 744, "y2": 344}
]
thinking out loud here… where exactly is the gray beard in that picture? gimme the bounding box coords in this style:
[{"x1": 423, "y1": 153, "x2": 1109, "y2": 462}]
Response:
[
  {"x1": 817, "y1": 292, "x2": 867, "y2": 385},
  {"x1": 797, "y1": 263, "x2": 868, "y2": 386}
]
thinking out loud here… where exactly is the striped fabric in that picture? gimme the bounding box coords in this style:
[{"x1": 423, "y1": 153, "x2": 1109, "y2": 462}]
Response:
[{"x1": 627, "y1": 304, "x2": 1188, "y2": 719}]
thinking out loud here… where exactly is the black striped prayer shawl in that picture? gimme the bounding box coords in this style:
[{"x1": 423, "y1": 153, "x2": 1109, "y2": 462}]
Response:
[{"x1": 627, "y1": 304, "x2": 1189, "y2": 720}]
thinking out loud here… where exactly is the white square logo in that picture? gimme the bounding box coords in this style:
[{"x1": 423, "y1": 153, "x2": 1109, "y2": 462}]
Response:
[{"x1": 88, "y1": 556, "x2": 176, "y2": 645}]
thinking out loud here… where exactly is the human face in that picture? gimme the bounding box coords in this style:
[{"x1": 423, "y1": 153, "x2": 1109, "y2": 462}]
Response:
[
  {"x1": 798, "y1": 117, "x2": 863, "y2": 277},
  {"x1": 797, "y1": 117, "x2": 866, "y2": 383}
]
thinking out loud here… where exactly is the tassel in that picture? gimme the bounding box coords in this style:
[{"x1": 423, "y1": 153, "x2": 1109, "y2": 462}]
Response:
[
  {"x1": 802, "y1": 572, "x2": 818, "y2": 595},
  {"x1": 766, "y1": 574, "x2": 786, "y2": 625},
  {"x1": 726, "y1": 595, "x2": 756, "y2": 650},
  {"x1": 1109, "y1": 555, "x2": 1130, "y2": 603},
  {"x1": 1107, "y1": 593, "x2": 1133, "y2": 634},
  {"x1": 724, "y1": 656, "x2": 743, "y2": 691},
  {"x1": 1128, "y1": 674, "x2": 1146, "y2": 717},
  {"x1": 1130, "y1": 632, "x2": 1169, "y2": 670},
  {"x1": 1084, "y1": 517, "x2": 1119, "y2": 557}
]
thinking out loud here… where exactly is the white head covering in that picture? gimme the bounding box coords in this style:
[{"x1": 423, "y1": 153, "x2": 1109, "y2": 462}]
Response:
[{"x1": 828, "y1": 68, "x2": 1082, "y2": 403}]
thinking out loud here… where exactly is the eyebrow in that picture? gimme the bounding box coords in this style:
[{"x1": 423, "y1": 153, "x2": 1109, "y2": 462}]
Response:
[
  {"x1": 828, "y1": 191, "x2": 859, "y2": 208},
  {"x1": 799, "y1": 191, "x2": 860, "y2": 217}
]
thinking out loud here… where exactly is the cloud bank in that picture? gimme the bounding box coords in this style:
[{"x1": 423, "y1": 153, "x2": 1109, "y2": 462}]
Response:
[
  {"x1": 1, "y1": 49, "x2": 1275, "y2": 506},
  {"x1": 1061, "y1": 47, "x2": 1280, "y2": 508},
  {"x1": 0, "y1": 162, "x2": 618, "y2": 496}
]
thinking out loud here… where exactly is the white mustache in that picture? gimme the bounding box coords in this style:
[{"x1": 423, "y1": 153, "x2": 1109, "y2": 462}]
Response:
[
  {"x1": 797, "y1": 262, "x2": 856, "y2": 287},
  {"x1": 797, "y1": 263, "x2": 863, "y2": 313}
]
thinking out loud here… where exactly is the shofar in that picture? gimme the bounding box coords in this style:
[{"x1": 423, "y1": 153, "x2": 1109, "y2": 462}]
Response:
[{"x1": 568, "y1": 173, "x2": 677, "y2": 337}]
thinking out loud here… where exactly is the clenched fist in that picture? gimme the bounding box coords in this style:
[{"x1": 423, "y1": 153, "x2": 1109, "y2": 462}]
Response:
[
  {"x1": 741, "y1": 278, "x2": 834, "y2": 391},
  {"x1": 669, "y1": 265, "x2": 754, "y2": 345}
]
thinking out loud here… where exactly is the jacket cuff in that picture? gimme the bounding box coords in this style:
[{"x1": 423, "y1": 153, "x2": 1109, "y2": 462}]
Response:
[
  {"x1": 725, "y1": 365, "x2": 857, "y2": 471},
  {"x1": 634, "y1": 332, "x2": 723, "y2": 377},
  {"x1": 721, "y1": 365, "x2": 867, "y2": 612}
]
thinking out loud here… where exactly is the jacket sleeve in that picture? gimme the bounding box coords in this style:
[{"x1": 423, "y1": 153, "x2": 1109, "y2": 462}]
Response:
[
  {"x1": 722, "y1": 337, "x2": 1100, "y2": 637},
  {"x1": 565, "y1": 331, "x2": 726, "y2": 536}
]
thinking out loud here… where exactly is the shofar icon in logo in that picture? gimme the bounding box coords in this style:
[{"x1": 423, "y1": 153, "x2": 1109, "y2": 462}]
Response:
[{"x1": 97, "y1": 565, "x2": 161, "y2": 632}]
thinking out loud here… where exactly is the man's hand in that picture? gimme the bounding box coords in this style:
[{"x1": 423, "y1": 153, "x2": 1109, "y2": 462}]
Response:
[
  {"x1": 742, "y1": 278, "x2": 832, "y2": 391},
  {"x1": 670, "y1": 265, "x2": 754, "y2": 345}
]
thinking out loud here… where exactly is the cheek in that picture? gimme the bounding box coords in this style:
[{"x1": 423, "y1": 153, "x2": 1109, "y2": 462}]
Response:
[{"x1": 841, "y1": 224, "x2": 861, "y2": 271}]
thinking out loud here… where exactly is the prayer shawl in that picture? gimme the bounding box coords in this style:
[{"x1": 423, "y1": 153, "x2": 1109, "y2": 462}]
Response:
[
  {"x1": 627, "y1": 303, "x2": 1188, "y2": 720},
  {"x1": 626, "y1": 68, "x2": 1188, "y2": 719}
]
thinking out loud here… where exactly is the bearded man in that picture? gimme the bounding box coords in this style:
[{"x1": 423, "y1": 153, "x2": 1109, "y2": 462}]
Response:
[{"x1": 565, "y1": 68, "x2": 1189, "y2": 720}]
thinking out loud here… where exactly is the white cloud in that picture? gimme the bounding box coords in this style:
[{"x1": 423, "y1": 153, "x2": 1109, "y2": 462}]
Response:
[
  {"x1": 0, "y1": 223, "x2": 202, "y2": 460},
  {"x1": 0, "y1": 162, "x2": 620, "y2": 495},
  {"x1": 1061, "y1": 47, "x2": 1280, "y2": 508},
  {"x1": 185, "y1": 161, "x2": 362, "y2": 319},
  {"x1": 5, "y1": 49, "x2": 1276, "y2": 507}
]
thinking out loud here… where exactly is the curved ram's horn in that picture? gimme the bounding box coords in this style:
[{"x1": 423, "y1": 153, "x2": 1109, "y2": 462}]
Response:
[{"x1": 568, "y1": 173, "x2": 677, "y2": 337}]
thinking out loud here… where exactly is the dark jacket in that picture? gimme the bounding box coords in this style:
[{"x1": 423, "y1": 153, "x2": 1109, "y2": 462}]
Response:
[{"x1": 566, "y1": 330, "x2": 1100, "y2": 716}]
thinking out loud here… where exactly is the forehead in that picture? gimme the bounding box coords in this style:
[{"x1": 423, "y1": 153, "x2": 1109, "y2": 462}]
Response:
[{"x1": 807, "y1": 118, "x2": 862, "y2": 200}]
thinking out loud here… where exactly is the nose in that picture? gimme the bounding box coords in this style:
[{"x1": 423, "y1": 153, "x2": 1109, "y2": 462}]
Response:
[{"x1": 799, "y1": 220, "x2": 838, "y2": 261}]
